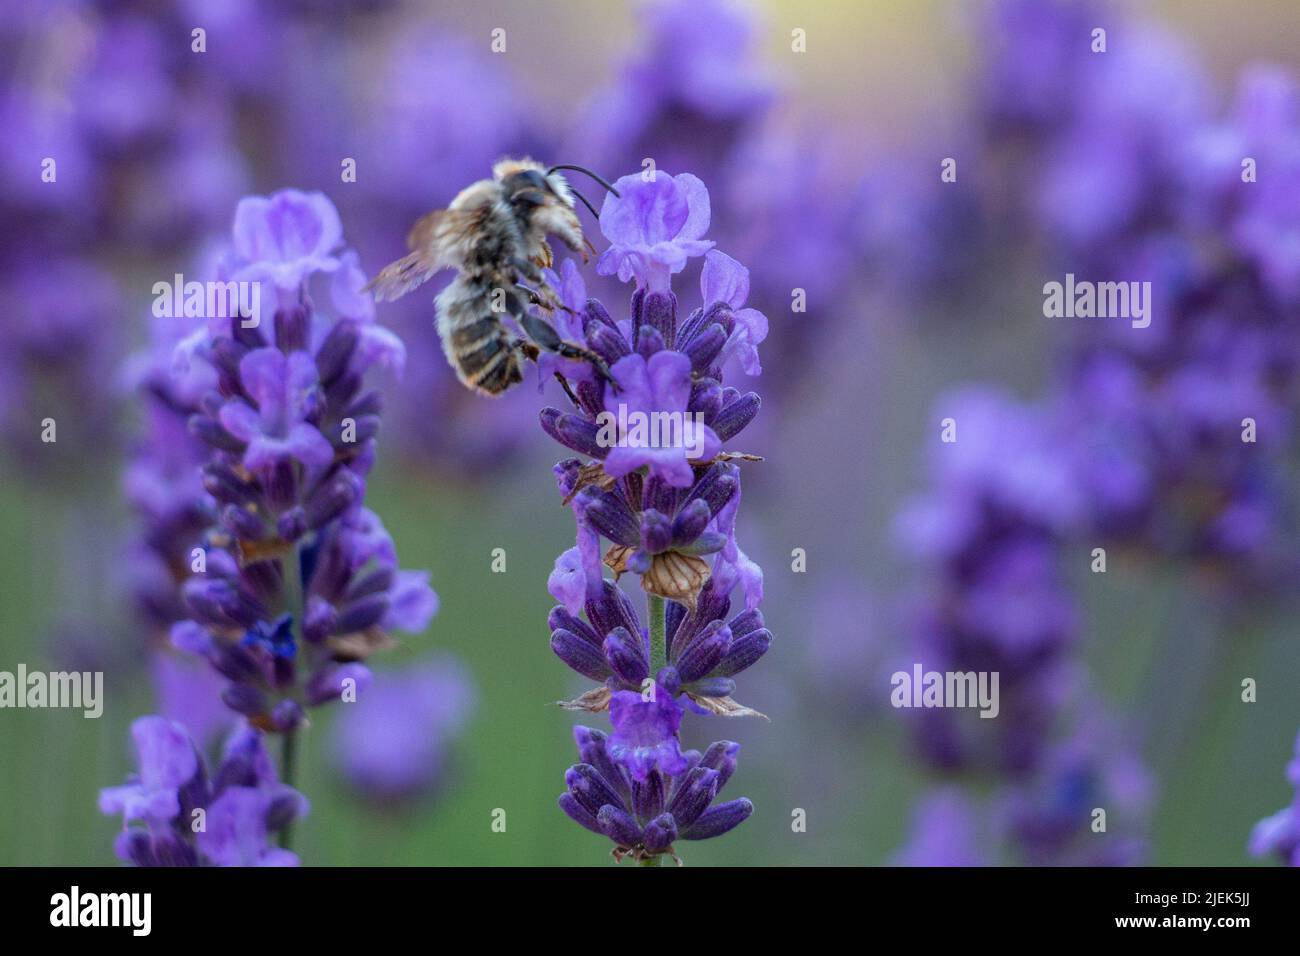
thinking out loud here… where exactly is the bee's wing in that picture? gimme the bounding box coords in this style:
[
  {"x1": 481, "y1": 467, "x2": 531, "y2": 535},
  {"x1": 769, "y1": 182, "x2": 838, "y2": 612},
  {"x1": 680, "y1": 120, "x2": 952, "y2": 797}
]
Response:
[{"x1": 364, "y1": 209, "x2": 475, "y2": 302}]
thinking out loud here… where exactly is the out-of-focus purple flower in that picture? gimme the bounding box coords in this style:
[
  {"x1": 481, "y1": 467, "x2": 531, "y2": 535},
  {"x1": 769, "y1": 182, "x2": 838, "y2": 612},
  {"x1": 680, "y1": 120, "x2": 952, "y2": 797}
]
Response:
[
  {"x1": 1035, "y1": 27, "x2": 1207, "y2": 247},
  {"x1": 350, "y1": 29, "x2": 535, "y2": 210},
  {"x1": 72, "y1": 15, "x2": 177, "y2": 149},
  {"x1": 0, "y1": 256, "x2": 122, "y2": 476},
  {"x1": 979, "y1": 8, "x2": 1300, "y2": 588},
  {"x1": 895, "y1": 388, "x2": 1084, "y2": 777},
  {"x1": 98, "y1": 716, "x2": 198, "y2": 827},
  {"x1": 896, "y1": 386, "x2": 1083, "y2": 563},
  {"x1": 895, "y1": 789, "x2": 989, "y2": 866},
  {"x1": 331, "y1": 656, "x2": 475, "y2": 803},
  {"x1": 625, "y1": 0, "x2": 772, "y2": 119},
  {"x1": 559, "y1": 726, "x2": 752, "y2": 863},
  {"x1": 1249, "y1": 728, "x2": 1300, "y2": 866},
  {"x1": 100, "y1": 717, "x2": 307, "y2": 867},
  {"x1": 576, "y1": 0, "x2": 773, "y2": 177},
  {"x1": 597, "y1": 172, "x2": 714, "y2": 292},
  {"x1": 1001, "y1": 704, "x2": 1153, "y2": 865},
  {"x1": 1186, "y1": 65, "x2": 1300, "y2": 304},
  {"x1": 977, "y1": 0, "x2": 1108, "y2": 134},
  {"x1": 150, "y1": 655, "x2": 234, "y2": 750},
  {"x1": 197, "y1": 788, "x2": 300, "y2": 867}
]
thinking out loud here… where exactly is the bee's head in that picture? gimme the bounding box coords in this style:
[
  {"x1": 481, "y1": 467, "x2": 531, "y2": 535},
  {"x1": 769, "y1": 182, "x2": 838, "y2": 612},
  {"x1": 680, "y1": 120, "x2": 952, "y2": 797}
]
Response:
[
  {"x1": 494, "y1": 158, "x2": 575, "y2": 211},
  {"x1": 493, "y1": 158, "x2": 584, "y2": 255}
]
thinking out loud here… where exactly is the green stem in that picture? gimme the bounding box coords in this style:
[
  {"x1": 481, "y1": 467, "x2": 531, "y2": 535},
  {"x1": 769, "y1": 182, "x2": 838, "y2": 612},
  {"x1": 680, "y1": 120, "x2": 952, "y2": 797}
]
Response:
[
  {"x1": 648, "y1": 594, "x2": 667, "y2": 676},
  {"x1": 638, "y1": 854, "x2": 663, "y2": 867},
  {"x1": 279, "y1": 541, "x2": 306, "y2": 850}
]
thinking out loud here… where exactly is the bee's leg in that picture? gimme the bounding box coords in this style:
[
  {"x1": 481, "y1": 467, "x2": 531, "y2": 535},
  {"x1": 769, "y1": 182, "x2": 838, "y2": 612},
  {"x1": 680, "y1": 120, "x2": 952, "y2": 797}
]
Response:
[
  {"x1": 554, "y1": 372, "x2": 581, "y2": 407},
  {"x1": 516, "y1": 282, "x2": 577, "y2": 316},
  {"x1": 517, "y1": 310, "x2": 615, "y2": 387},
  {"x1": 512, "y1": 259, "x2": 580, "y2": 316},
  {"x1": 510, "y1": 338, "x2": 540, "y2": 362}
]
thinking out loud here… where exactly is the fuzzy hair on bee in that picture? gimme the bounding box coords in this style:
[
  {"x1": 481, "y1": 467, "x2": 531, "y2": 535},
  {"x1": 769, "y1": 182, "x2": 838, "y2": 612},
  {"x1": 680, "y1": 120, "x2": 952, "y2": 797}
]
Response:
[{"x1": 364, "y1": 157, "x2": 619, "y2": 396}]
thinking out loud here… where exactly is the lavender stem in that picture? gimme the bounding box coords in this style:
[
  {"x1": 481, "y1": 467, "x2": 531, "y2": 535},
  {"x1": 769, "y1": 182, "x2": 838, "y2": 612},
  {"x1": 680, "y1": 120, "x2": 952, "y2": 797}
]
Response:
[{"x1": 648, "y1": 594, "x2": 666, "y2": 675}]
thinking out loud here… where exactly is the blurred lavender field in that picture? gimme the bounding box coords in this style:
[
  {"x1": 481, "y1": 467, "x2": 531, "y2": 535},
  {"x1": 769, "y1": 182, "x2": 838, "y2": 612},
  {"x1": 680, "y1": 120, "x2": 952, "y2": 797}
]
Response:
[{"x1": 3, "y1": 0, "x2": 1300, "y2": 866}]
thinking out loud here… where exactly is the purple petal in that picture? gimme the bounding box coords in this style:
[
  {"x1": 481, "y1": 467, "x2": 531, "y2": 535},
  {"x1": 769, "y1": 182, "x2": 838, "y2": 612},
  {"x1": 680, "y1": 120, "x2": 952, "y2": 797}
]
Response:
[
  {"x1": 700, "y1": 249, "x2": 750, "y2": 309},
  {"x1": 382, "y1": 570, "x2": 438, "y2": 632},
  {"x1": 548, "y1": 546, "x2": 587, "y2": 615}
]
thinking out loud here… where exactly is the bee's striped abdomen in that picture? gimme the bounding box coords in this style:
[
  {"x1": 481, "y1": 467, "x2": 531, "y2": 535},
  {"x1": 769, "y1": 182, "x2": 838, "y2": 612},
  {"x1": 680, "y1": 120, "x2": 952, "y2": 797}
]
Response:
[
  {"x1": 437, "y1": 278, "x2": 522, "y2": 396},
  {"x1": 455, "y1": 322, "x2": 522, "y2": 395}
]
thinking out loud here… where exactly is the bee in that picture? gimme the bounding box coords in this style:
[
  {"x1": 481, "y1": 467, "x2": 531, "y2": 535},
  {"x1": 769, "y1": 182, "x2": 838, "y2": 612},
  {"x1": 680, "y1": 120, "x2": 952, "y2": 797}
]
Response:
[{"x1": 365, "y1": 158, "x2": 619, "y2": 395}]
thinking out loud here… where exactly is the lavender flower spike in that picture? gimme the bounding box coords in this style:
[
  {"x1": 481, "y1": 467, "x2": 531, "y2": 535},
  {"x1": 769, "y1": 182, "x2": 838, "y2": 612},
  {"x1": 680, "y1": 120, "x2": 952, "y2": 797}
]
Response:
[
  {"x1": 109, "y1": 189, "x2": 444, "y2": 864},
  {"x1": 100, "y1": 716, "x2": 307, "y2": 867},
  {"x1": 531, "y1": 170, "x2": 770, "y2": 863},
  {"x1": 559, "y1": 727, "x2": 752, "y2": 864},
  {"x1": 169, "y1": 190, "x2": 436, "y2": 735}
]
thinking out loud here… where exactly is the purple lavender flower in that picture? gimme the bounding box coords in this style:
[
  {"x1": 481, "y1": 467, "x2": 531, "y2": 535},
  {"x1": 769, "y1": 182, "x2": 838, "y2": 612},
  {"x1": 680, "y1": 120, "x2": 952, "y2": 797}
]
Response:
[
  {"x1": 1249, "y1": 728, "x2": 1300, "y2": 866},
  {"x1": 219, "y1": 349, "x2": 335, "y2": 476},
  {"x1": 100, "y1": 716, "x2": 307, "y2": 867},
  {"x1": 547, "y1": 576, "x2": 769, "y2": 715},
  {"x1": 165, "y1": 191, "x2": 434, "y2": 734},
  {"x1": 532, "y1": 171, "x2": 769, "y2": 863},
  {"x1": 699, "y1": 250, "x2": 768, "y2": 377},
  {"x1": 607, "y1": 688, "x2": 688, "y2": 781},
  {"x1": 330, "y1": 656, "x2": 475, "y2": 804},
  {"x1": 231, "y1": 190, "x2": 343, "y2": 292},
  {"x1": 558, "y1": 726, "x2": 752, "y2": 864},
  {"x1": 601, "y1": 351, "x2": 722, "y2": 487},
  {"x1": 597, "y1": 171, "x2": 714, "y2": 293},
  {"x1": 110, "y1": 190, "x2": 436, "y2": 864}
]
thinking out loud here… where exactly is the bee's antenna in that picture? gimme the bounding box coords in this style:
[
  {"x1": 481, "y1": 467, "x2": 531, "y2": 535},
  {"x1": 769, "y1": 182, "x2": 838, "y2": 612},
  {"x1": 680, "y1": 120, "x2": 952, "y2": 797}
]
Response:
[
  {"x1": 548, "y1": 164, "x2": 621, "y2": 198},
  {"x1": 567, "y1": 185, "x2": 602, "y2": 221}
]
